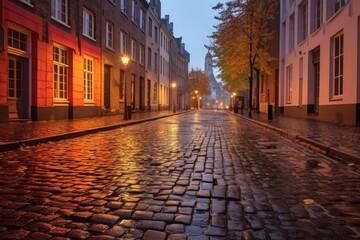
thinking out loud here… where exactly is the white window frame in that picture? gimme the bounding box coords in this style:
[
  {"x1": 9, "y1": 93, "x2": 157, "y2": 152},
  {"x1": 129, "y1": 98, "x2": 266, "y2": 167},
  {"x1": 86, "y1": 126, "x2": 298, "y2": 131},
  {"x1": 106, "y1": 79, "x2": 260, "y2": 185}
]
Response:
[
  {"x1": 334, "y1": 0, "x2": 346, "y2": 13},
  {"x1": 53, "y1": 44, "x2": 69, "y2": 101},
  {"x1": 140, "y1": 8, "x2": 145, "y2": 31},
  {"x1": 131, "y1": 39, "x2": 136, "y2": 61},
  {"x1": 8, "y1": 28, "x2": 28, "y2": 52},
  {"x1": 83, "y1": 8, "x2": 95, "y2": 40},
  {"x1": 131, "y1": 0, "x2": 137, "y2": 23},
  {"x1": 299, "y1": 1, "x2": 308, "y2": 43},
  {"x1": 106, "y1": 21, "x2": 114, "y2": 50},
  {"x1": 332, "y1": 32, "x2": 344, "y2": 98},
  {"x1": 84, "y1": 56, "x2": 94, "y2": 102},
  {"x1": 139, "y1": 44, "x2": 145, "y2": 66},
  {"x1": 120, "y1": 0, "x2": 127, "y2": 14},
  {"x1": 120, "y1": 31, "x2": 126, "y2": 54},
  {"x1": 286, "y1": 64, "x2": 293, "y2": 103},
  {"x1": 51, "y1": 0, "x2": 69, "y2": 26}
]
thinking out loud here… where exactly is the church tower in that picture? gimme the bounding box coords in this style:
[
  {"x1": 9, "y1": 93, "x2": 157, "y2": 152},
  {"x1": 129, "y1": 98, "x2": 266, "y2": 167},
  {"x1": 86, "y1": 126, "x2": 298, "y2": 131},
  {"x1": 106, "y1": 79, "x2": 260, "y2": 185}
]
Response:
[{"x1": 205, "y1": 52, "x2": 213, "y2": 75}]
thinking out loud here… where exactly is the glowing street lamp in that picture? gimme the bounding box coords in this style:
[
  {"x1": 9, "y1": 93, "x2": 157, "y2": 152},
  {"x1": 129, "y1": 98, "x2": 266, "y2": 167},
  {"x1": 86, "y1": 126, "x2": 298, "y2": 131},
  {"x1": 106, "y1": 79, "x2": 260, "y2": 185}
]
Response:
[
  {"x1": 121, "y1": 56, "x2": 130, "y2": 120},
  {"x1": 171, "y1": 82, "x2": 176, "y2": 113},
  {"x1": 194, "y1": 90, "x2": 198, "y2": 109}
]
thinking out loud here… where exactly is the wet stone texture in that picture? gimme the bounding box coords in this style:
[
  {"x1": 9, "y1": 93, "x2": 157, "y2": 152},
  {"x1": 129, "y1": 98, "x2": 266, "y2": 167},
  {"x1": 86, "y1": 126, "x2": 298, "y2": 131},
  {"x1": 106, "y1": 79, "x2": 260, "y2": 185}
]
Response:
[{"x1": 0, "y1": 111, "x2": 359, "y2": 239}]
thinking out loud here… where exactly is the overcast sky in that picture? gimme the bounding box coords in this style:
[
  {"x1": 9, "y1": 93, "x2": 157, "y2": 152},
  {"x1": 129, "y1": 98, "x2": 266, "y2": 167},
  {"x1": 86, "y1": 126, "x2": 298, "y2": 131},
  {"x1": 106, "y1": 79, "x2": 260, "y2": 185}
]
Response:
[{"x1": 161, "y1": 0, "x2": 225, "y2": 78}]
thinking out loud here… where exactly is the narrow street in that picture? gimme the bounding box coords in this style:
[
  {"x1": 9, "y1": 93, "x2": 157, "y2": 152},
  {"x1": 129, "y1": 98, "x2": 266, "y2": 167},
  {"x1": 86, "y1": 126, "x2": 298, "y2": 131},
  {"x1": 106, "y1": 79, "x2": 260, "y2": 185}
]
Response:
[{"x1": 0, "y1": 111, "x2": 359, "y2": 240}]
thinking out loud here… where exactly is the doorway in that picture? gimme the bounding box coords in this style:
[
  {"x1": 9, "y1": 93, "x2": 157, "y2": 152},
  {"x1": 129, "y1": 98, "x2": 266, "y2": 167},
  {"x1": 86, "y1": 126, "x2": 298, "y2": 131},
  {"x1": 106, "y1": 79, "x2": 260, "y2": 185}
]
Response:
[
  {"x1": 8, "y1": 55, "x2": 28, "y2": 119},
  {"x1": 104, "y1": 65, "x2": 111, "y2": 110}
]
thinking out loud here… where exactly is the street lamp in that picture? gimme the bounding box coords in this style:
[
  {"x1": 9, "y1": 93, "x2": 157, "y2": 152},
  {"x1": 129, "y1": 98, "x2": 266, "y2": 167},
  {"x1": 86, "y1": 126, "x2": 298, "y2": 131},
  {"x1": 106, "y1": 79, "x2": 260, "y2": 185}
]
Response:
[
  {"x1": 121, "y1": 56, "x2": 130, "y2": 120},
  {"x1": 194, "y1": 90, "x2": 198, "y2": 110},
  {"x1": 171, "y1": 82, "x2": 176, "y2": 113}
]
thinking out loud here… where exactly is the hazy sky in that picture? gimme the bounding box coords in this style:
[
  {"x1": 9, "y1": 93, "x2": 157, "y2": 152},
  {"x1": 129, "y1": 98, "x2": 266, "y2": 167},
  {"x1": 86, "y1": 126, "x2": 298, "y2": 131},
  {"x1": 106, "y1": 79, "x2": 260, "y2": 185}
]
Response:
[{"x1": 161, "y1": 0, "x2": 225, "y2": 78}]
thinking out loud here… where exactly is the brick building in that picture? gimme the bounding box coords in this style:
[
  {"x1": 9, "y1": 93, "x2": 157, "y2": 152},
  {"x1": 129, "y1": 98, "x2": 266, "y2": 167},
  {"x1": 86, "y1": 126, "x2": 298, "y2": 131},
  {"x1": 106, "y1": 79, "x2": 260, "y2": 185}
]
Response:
[{"x1": 0, "y1": 0, "x2": 189, "y2": 122}]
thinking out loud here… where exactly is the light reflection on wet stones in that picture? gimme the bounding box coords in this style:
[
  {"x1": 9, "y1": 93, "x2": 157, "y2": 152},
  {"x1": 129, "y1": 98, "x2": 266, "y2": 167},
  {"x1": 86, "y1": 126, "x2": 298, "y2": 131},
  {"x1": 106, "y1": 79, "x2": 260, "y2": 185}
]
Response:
[{"x1": 0, "y1": 111, "x2": 359, "y2": 239}]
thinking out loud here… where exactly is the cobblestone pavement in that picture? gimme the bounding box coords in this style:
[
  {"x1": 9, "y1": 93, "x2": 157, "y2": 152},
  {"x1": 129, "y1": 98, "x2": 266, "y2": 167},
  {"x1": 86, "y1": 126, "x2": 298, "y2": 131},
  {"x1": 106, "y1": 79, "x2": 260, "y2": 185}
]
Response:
[
  {"x1": 0, "y1": 110, "x2": 359, "y2": 240},
  {"x1": 239, "y1": 112, "x2": 360, "y2": 162},
  {"x1": 0, "y1": 111, "x2": 179, "y2": 144}
]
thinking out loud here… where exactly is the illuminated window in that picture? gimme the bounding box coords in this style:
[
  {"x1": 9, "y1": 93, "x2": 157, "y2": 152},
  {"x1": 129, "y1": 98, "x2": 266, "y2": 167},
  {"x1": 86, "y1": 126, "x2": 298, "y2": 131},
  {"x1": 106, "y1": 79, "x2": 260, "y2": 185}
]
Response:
[
  {"x1": 332, "y1": 32, "x2": 344, "y2": 97},
  {"x1": 53, "y1": 45, "x2": 69, "y2": 100},
  {"x1": 286, "y1": 64, "x2": 293, "y2": 103},
  {"x1": 84, "y1": 56, "x2": 94, "y2": 101},
  {"x1": 8, "y1": 28, "x2": 27, "y2": 52},
  {"x1": 120, "y1": 70, "x2": 125, "y2": 101}
]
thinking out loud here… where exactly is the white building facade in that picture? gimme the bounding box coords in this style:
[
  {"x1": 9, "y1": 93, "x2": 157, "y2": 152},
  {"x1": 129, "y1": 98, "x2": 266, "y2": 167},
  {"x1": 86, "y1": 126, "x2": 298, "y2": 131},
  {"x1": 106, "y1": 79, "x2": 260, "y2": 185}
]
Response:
[{"x1": 279, "y1": 0, "x2": 360, "y2": 125}]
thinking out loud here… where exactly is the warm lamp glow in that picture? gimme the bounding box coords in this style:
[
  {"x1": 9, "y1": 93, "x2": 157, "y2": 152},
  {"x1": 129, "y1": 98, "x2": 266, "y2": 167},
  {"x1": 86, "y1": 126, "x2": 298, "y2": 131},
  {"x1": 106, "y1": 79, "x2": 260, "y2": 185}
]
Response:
[
  {"x1": 172, "y1": 83, "x2": 176, "y2": 88},
  {"x1": 195, "y1": 90, "x2": 198, "y2": 94},
  {"x1": 121, "y1": 56, "x2": 130, "y2": 66}
]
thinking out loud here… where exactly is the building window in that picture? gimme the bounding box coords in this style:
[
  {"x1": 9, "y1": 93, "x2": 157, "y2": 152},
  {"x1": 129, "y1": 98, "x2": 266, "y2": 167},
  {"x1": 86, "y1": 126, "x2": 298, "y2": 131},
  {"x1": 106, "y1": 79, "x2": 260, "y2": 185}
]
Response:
[
  {"x1": 120, "y1": 31, "x2": 126, "y2": 54},
  {"x1": 286, "y1": 65, "x2": 293, "y2": 103},
  {"x1": 84, "y1": 56, "x2": 94, "y2": 101},
  {"x1": 131, "y1": 39, "x2": 136, "y2": 61},
  {"x1": 51, "y1": 0, "x2": 68, "y2": 25},
  {"x1": 334, "y1": 0, "x2": 346, "y2": 13},
  {"x1": 120, "y1": 0, "x2": 127, "y2": 14},
  {"x1": 154, "y1": 52, "x2": 158, "y2": 72},
  {"x1": 148, "y1": 48, "x2": 152, "y2": 69},
  {"x1": 299, "y1": 2, "x2": 308, "y2": 43},
  {"x1": 53, "y1": 45, "x2": 69, "y2": 100},
  {"x1": 83, "y1": 8, "x2": 95, "y2": 39},
  {"x1": 148, "y1": 17, "x2": 153, "y2": 37},
  {"x1": 154, "y1": 26, "x2": 158, "y2": 43},
  {"x1": 153, "y1": 82, "x2": 157, "y2": 103},
  {"x1": 315, "y1": 0, "x2": 322, "y2": 30},
  {"x1": 289, "y1": 14, "x2": 295, "y2": 51},
  {"x1": 106, "y1": 21, "x2": 114, "y2": 49},
  {"x1": 140, "y1": 8, "x2": 145, "y2": 31},
  {"x1": 131, "y1": 0, "x2": 136, "y2": 23},
  {"x1": 8, "y1": 57, "x2": 22, "y2": 98},
  {"x1": 139, "y1": 44, "x2": 145, "y2": 66},
  {"x1": 120, "y1": 70, "x2": 125, "y2": 101},
  {"x1": 8, "y1": 28, "x2": 27, "y2": 52},
  {"x1": 332, "y1": 32, "x2": 344, "y2": 97}
]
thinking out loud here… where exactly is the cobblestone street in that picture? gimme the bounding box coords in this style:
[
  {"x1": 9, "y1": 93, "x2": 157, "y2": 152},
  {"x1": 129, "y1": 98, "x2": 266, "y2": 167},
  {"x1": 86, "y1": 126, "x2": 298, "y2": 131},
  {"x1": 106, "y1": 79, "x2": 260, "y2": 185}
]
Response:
[{"x1": 0, "y1": 111, "x2": 359, "y2": 240}]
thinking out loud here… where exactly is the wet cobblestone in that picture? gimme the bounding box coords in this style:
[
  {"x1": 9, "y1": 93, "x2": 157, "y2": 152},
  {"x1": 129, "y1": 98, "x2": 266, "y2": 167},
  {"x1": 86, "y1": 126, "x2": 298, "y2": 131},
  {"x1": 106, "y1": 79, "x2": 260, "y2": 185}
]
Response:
[{"x1": 0, "y1": 111, "x2": 359, "y2": 239}]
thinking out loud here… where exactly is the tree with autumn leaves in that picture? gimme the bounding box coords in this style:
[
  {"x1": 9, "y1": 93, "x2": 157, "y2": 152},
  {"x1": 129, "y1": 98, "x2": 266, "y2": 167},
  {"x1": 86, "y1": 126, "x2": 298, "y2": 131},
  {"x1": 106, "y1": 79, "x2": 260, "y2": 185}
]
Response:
[
  {"x1": 209, "y1": 0, "x2": 278, "y2": 117},
  {"x1": 189, "y1": 68, "x2": 211, "y2": 99}
]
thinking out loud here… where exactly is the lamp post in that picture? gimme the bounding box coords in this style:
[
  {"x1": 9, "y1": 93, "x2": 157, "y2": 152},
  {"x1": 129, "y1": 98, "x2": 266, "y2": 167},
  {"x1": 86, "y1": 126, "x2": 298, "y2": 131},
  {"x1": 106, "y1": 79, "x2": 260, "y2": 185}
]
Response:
[
  {"x1": 194, "y1": 90, "x2": 198, "y2": 110},
  {"x1": 121, "y1": 56, "x2": 130, "y2": 120},
  {"x1": 171, "y1": 82, "x2": 176, "y2": 113}
]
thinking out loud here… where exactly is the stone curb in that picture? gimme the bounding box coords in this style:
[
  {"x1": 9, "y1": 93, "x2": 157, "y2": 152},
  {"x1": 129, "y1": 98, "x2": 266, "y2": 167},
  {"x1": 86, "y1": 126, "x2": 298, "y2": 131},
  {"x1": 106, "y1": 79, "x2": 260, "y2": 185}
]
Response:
[
  {"x1": 0, "y1": 111, "x2": 188, "y2": 153},
  {"x1": 228, "y1": 111, "x2": 360, "y2": 164}
]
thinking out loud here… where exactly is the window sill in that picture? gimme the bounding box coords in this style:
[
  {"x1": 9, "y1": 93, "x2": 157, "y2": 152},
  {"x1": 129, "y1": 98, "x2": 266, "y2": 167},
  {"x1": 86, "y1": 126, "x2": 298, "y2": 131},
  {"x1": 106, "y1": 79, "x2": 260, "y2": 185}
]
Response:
[
  {"x1": 54, "y1": 100, "x2": 69, "y2": 106},
  {"x1": 330, "y1": 96, "x2": 343, "y2": 102},
  {"x1": 51, "y1": 17, "x2": 70, "y2": 29},
  {"x1": 84, "y1": 101, "x2": 95, "y2": 106},
  {"x1": 19, "y1": 0, "x2": 34, "y2": 8},
  {"x1": 106, "y1": 46, "x2": 115, "y2": 52},
  {"x1": 83, "y1": 34, "x2": 96, "y2": 42}
]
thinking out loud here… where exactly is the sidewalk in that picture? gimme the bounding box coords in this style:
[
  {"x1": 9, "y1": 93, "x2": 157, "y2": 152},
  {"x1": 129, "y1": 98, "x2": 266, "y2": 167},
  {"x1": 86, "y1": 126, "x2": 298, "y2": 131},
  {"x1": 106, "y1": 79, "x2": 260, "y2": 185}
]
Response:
[
  {"x1": 0, "y1": 111, "x2": 187, "y2": 152},
  {"x1": 231, "y1": 111, "x2": 360, "y2": 164}
]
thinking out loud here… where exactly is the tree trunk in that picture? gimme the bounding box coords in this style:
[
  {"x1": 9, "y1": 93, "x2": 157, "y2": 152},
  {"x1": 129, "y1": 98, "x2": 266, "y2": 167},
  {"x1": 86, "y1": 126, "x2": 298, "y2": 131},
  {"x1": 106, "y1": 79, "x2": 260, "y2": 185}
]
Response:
[{"x1": 248, "y1": 66, "x2": 253, "y2": 118}]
